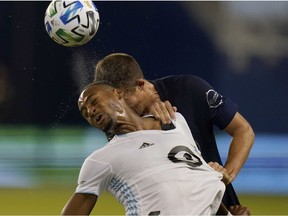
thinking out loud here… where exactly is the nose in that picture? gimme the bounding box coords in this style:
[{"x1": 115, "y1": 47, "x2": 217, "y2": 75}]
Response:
[{"x1": 87, "y1": 106, "x2": 96, "y2": 116}]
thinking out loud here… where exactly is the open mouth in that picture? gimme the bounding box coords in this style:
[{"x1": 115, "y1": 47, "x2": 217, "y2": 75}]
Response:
[
  {"x1": 95, "y1": 113, "x2": 103, "y2": 124},
  {"x1": 93, "y1": 113, "x2": 116, "y2": 134}
]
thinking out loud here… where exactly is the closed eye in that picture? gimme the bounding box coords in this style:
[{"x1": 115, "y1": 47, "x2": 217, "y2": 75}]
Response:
[{"x1": 91, "y1": 98, "x2": 98, "y2": 106}]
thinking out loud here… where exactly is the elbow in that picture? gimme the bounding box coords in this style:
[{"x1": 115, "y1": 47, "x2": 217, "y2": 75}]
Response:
[
  {"x1": 229, "y1": 117, "x2": 255, "y2": 149},
  {"x1": 246, "y1": 123, "x2": 255, "y2": 143},
  {"x1": 242, "y1": 122, "x2": 255, "y2": 150}
]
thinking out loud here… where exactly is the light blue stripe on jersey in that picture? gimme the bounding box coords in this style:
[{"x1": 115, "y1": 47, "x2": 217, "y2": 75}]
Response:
[{"x1": 108, "y1": 177, "x2": 138, "y2": 215}]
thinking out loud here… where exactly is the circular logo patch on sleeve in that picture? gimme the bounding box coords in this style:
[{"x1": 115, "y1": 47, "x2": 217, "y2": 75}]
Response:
[{"x1": 206, "y1": 89, "x2": 223, "y2": 108}]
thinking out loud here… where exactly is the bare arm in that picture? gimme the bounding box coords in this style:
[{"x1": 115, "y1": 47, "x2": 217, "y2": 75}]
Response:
[
  {"x1": 61, "y1": 193, "x2": 98, "y2": 215},
  {"x1": 223, "y1": 112, "x2": 255, "y2": 183}
]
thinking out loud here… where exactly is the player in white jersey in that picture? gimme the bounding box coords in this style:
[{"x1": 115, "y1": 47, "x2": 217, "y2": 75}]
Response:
[{"x1": 62, "y1": 81, "x2": 231, "y2": 216}]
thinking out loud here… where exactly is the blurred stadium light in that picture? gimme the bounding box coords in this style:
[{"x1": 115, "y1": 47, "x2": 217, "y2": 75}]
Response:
[
  {"x1": 217, "y1": 133, "x2": 288, "y2": 194},
  {"x1": 0, "y1": 127, "x2": 287, "y2": 195}
]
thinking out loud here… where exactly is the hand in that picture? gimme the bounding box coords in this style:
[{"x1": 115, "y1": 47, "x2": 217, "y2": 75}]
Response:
[
  {"x1": 149, "y1": 100, "x2": 177, "y2": 124},
  {"x1": 114, "y1": 115, "x2": 137, "y2": 134},
  {"x1": 208, "y1": 162, "x2": 232, "y2": 185},
  {"x1": 228, "y1": 205, "x2": 251, "y2": 215}
]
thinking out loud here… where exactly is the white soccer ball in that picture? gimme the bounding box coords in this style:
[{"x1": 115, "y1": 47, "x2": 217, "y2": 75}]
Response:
[{"x1": 44, "y1": 0, "x2": 100, "y2": 47}]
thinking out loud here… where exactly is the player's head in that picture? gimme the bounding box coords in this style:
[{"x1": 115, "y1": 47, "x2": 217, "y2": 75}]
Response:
[
  {"x1": 94, "y1": 53, "x2": 160, "y2": 116},
  {"x1": 94, "y1": 53, "x2": 144, "y2": 91},
  {"x1": 78, "y1": 81, "x2": 131, "y2": 134}
]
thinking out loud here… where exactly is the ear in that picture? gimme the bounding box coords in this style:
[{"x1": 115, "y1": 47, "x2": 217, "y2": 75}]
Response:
[
  {"x1": 114, "y1": 89, "x2": 124, "y2": 100},
  {"x1": 135, "y1": 79, "x2": 145, "y2": 89}
]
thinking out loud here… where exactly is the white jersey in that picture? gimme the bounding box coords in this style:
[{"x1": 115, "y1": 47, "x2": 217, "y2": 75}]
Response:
[{"x1": 76, "y1": 112, "x2": 225, "y2": 215}]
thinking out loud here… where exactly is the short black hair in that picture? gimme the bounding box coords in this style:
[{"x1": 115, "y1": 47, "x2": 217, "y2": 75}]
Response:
[
  {"x1": 94, "y1": 53, "x2": 144, "y2": 89},
  {"x1": 82, "y1": 80, "x2": 118, "y2": 92}
]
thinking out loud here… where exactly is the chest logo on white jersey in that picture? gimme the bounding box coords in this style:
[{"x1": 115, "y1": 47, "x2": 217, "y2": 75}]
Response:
[
  {"x1": 139, "y1": 142, "x2": 154, "y2": 149},
  {"x1": 168, "y1": 146, "x2": 203, "y2": 168}
]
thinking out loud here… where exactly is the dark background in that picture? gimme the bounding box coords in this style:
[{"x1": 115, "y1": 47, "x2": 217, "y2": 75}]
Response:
[{"x1": 0, "y1": 1, "x2": 287, "y2": 133}]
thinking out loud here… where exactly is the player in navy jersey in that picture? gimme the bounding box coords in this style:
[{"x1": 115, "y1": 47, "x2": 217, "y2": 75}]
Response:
[
  {"x1": 62, "y1": 81, "x2": 234, "y2": 215},
  {"x1": 94, "y1": 53, "x2": 255, "y2": 212}
]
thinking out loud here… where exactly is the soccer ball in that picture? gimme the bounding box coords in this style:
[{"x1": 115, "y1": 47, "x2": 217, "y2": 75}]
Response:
[{"x1": 44, "y1": 0, "x2": 100, "y2": 47}]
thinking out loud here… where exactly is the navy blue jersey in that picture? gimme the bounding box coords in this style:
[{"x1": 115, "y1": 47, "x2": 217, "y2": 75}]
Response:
[{"x1": 151, "y1": 75, "x2": 240, "y2": 207}]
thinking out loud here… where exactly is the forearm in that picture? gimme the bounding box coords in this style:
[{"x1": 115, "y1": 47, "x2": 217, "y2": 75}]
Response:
[
  {"x1": 224, "y1": 122, "x2": 254, "y2": 181},
  {"x1": 61, "y1": 193, "x2": 97, "y2": 215}
]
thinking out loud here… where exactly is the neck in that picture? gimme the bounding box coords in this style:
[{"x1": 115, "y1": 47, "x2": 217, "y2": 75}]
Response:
[
  {"x1": 128, "y1": 112, "x2": 161, "y2": 131},
  {"x1": 114, "y1": 113, "x2": 161, "y2": 135}
]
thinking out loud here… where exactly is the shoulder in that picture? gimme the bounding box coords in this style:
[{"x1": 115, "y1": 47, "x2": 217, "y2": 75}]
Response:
[
  {"x1": 78, "y1": 149, "x2": 113, "y2": 183},
  {"x1": 174, "y1": 112, "x2": 190, "y2": 130},
  {"x1": 81, "y1": 144, "x2": 114, "y2": 171},
  {"x1": 83, "y1": 149, "x2": 112, "y2": 170},
  {"x1": 153, "y1": 75, "x2": 209, "y2": 84},
  {"x1": 175, "y1": 112, "x2": 186, "y2": 122},
  {"x1": 152, "y1": 75, "x2": 213, "y2": 92}
]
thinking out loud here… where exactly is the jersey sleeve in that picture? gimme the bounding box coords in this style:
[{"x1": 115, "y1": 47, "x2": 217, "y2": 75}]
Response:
[
  {"x1": 75, "y1": 157, "x2": 112, "y2": 196},
  {"x1": 153, "y1": 75, "x2": 239, "y2": 130},
  {"x1": 204, "y1": 82, "x2": 239, "y2": 129},
  {"x1": 177, "y1": 75, "x2": 238, "y2": 130}
]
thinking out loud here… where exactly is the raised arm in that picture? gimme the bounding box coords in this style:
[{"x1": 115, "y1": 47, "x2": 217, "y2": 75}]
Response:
[
  {"x1": 223, "y1": 112, "x2": 255, "y2": 183},
  {"x1": 61, "y1": 193, "x2": 98, "y2": 215}
]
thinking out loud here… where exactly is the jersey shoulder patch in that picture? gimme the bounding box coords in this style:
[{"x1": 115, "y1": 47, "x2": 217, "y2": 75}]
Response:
[{"x1": 206, "y1": 89, "x2": 223, "y2": 108}]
